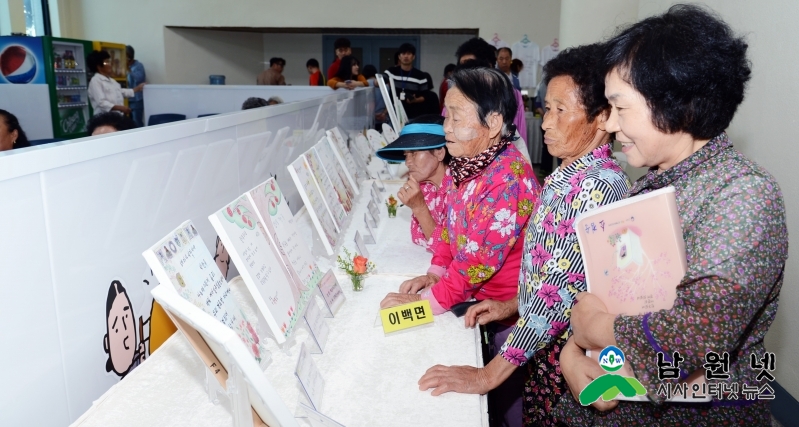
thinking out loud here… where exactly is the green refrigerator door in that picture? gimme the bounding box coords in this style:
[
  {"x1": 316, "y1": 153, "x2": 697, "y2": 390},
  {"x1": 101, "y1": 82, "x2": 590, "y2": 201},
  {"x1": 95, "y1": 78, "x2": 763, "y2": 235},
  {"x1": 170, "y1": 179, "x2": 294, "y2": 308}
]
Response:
[{"x1": 43, "y1": 36, "x2": 94, "y2": 139}]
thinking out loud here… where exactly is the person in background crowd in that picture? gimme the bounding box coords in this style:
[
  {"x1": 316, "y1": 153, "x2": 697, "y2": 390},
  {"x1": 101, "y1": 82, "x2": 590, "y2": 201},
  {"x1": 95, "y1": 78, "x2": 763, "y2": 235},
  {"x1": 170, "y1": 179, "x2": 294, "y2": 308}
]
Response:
[
  {"x1": 306, "y1": 58, "x2": 326, "y2": 86},
  {"x1": 327, "y1": 37, "x2": 352, "y2": 80},
  {"x1": 510, "y1": 58, "x2": 524, "y2": 77},
  {"x1": 375, "y1": 115, "x2": 450, "y2": 250},
  {"x1": 125, "y1": 45, "x2": 146, "y2": 127},
  {"x1": 439, "y1": 63, "x2": 456, "y2": 111},
  {"x1": 328, "y1": 56, "x2": 368, "y2": 90},
  {"x1": 362, "y1": 64, "x2": 387, "y2": 127},
  {"x1": 0, "y1": 109, "x2": 30, "y2": 151},
  {"x1": 242, "y1": 97, "x2": 269, "y2": 110},
  {"x1": 380, "y1": 67, "x2": 540, "y2": 427},
  {"x1": 497, "y1": 47, "x2": 521, "y2": 91},
  {"x1": 257, "y1": 57, "x2": 286, "y2": 85},
  {"x1": 452, "y1": 37, "x2": 529, "y2": 160},
  {"x1": 267, "y1": 96, "x2": 283, "y2": 105},
  {"x1": 87, "y1": 50, "x2": 144, "y2": 116},
  {"x1": 555, "y1": 6, "x2": 787, "y2": 426},
  {"x1": 88, "y1": 111, "x2": 136, "y2": 136},
  {"x1": 384, "y1": 43, "x2": 439, "y2": 119}
]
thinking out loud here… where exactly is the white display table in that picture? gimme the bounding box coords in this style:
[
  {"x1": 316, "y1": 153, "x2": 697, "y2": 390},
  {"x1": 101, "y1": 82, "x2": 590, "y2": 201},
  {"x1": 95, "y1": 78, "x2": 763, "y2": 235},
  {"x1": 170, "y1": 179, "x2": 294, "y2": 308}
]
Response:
[{"x1": 72, "y1": 180, "x2": 488, "y2": 427}]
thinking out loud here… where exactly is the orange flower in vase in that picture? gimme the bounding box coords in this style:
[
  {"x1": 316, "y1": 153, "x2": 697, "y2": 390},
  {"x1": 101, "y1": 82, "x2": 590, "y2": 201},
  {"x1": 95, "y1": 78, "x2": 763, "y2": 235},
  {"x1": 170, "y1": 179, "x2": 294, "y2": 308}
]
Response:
[
  {"x1": 353, "y1": 255, "x2": 368, "y2": 274},
  {"x1": 336, "y1": 247, "x2": 375, "y2": 291},
  {"x1": 386, "y1": 195, "x2": 398, "y2": 218}
]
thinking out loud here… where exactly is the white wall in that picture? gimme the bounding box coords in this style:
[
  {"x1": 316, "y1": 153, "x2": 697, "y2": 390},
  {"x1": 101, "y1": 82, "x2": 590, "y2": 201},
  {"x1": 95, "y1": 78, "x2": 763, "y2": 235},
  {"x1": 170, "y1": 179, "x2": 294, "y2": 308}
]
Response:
[
  {"x1": 560, "y1": 0, "x2": 799, "y2": 401},
  {"x1": 164, "y1": 28, "x2": 264, "y2": 85},
  {"x1": 58, "y1": 0, "x2": 560, "y2": 85},
  {"x1": 420, "y1": 34, "x2": 474, "y2": 91},
  {"x1": 559, "y1": 0, "x2": 639, "y2": 49}
]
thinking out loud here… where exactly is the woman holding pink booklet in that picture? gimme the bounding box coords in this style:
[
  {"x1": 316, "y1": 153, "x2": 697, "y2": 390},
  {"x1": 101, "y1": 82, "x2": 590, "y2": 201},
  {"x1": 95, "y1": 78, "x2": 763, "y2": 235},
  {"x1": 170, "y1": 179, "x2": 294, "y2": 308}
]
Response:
[{"x1": 556, "y1": 5, "x2": 788, "y2": 426}]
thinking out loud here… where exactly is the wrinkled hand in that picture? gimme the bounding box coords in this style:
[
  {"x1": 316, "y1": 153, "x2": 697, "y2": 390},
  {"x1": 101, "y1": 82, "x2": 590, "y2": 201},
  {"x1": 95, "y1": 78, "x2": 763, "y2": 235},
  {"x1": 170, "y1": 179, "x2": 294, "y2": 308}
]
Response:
[
  {"x1": 380, "y1": 292, "x2": 421, "y2": 309},
  {"x1": 398, "y1": 273, "x2": 439, "y2": 294},
  {"x1": 571, "y1": 292, "x2": 613, "y2": 350},
  {"x1": 560, "y1": 337, "x2": 619, "y2": 412},
  {"x1": 418, "y1": 364, "x2": 491, "y2": 396},
  {"x1": 397, "y1": 176, "x2": 424, "y2": 210},
  {"x1": 464, "y1": 299, "x2": 518, "y2": 328}
]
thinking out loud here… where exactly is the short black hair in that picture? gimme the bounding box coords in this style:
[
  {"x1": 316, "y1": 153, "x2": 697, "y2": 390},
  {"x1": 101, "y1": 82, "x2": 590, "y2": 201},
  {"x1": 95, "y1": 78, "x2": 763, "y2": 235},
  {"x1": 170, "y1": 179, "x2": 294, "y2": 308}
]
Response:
[
  {"x1": 398, "y1": 43, "x2": 416, "y2": 56},
  {"x1": 497, "y1": 47, "x2": 512, "y2": 57},
  {"x1": 362, "y1": 64, "x2": 377, "y2": 80},
  {"x1": 455, "y1": 38, "x2": 496, "y2": 67},
  {"x1": 543, "y1": 43, "x2": 608, "y2": 122},
  {"x1": 443, "y1": 63, "x2": 456, "y2": 77},
  {"x1": 0, "y1": 109, "x2": 29, "y2": 148},
  {"x1": 448, "y1": 67, "x2": 517, "y2": 133},
  {"x1": 87, "y1": 50, "x2": 110, "y2": 73},
  {"x1": 334, "y1": 38, "x2": 351, "y2": 50},
  {"x1": 336, "y1": 55, "x2": 361, "y2": 81},
  {"x1": 306, "y1": 58, "x2": 319, "y2": 68},
  {"x1": 125, "y1": 45, "x2": 134, "y2": 60},
  {"x1": 88, "y1": 112, "x2": 136, "y2": 135},
  {"x1": 242, "y1": 97, "x2": 269, "y2": 110},
  {"x1": 510, "y1": 59, "x2": 523, "y2": 74},
  {"x1": 269, "y1": 57, "x2": 285, "y2": 67},
  {"x1": 604, "y1": 4, "x2": 751, "y2": 139}
]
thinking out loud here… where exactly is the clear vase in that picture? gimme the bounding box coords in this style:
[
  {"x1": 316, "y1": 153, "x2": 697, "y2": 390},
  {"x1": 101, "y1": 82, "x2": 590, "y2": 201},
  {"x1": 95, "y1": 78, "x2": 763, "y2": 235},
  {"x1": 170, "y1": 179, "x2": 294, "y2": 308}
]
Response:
[
  {"x1": 351, "y1": 275, "x2": 364, "y2": 291},
  {"x1": 387, "y1": 205, "x2": 397, "y2": 218}
]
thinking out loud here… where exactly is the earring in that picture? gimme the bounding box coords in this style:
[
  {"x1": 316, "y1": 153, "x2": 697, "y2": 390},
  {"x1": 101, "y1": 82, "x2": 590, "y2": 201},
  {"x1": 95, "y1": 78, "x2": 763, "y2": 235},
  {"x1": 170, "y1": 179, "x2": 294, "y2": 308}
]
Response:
[{"x1": 11, "y1": 139, "x2": 16, "y2": 145}]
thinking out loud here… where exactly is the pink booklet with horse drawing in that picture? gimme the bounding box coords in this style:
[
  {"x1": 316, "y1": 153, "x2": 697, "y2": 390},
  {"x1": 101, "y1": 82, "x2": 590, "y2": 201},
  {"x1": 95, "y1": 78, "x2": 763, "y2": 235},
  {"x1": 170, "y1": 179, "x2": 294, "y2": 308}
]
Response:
[{"x1": 575, "y1": 186, "x2": 708, "y2": 402}]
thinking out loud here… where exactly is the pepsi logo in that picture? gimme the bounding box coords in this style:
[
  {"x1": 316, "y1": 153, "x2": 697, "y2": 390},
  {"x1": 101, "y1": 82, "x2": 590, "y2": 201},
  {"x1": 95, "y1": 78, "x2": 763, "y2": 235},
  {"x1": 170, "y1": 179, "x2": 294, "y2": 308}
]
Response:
[{"x1": 0, "y1": 45, "x2": 38, "y2": 84}]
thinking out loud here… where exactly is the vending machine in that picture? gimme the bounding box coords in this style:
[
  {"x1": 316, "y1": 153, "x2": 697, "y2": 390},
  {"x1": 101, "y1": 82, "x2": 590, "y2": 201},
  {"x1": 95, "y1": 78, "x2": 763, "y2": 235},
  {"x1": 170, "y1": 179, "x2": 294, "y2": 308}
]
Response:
[{"x1": 43, "y1": 36, "x2": 95, "y2": 138}]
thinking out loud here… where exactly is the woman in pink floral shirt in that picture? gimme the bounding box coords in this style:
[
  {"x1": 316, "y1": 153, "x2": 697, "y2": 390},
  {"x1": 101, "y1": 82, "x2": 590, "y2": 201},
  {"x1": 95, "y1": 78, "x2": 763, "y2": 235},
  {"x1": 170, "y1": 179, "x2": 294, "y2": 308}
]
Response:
[
  {"x1": 376, "y1": 115, "x2": 450, "y2": 251},
  {"x1": 380, "y1": 67, "x2": 540, "y2": 427}
]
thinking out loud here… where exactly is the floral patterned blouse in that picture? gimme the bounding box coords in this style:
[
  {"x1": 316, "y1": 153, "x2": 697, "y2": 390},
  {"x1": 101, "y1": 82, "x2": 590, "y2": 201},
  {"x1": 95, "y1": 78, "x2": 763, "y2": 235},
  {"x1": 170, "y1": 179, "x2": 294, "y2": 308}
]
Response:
[
  {"x1": 421, "y1": 143, "x2": 541, "y2": 314},
  {"x1": 410, "y1": 172, "x2": 449, "y2": 251},
  {"x1": 499, "y1": 144, "x2": 631, "y2": 365},
  {"x1": 554, "y1": 133, "x2": 788, "y2": 425}
]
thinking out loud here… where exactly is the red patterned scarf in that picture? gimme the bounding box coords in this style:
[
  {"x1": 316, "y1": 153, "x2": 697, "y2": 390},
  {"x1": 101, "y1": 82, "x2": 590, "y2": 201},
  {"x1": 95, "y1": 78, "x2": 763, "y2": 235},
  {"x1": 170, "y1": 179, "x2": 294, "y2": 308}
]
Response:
[{"x1": 449, "y1": 139, "x2": 509, "y2": 186}]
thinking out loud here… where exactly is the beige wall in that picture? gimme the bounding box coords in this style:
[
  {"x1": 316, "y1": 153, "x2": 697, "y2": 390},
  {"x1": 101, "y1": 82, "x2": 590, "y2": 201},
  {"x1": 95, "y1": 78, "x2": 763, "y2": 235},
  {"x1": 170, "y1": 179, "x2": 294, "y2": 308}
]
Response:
[
  {"x1": 561, "y1": 0, "x2": 799, "y2": 401},
  {"x1": 559, "y1": 0, "x2": 638, "y2": 49},
  {"x1": 164, "y1": 28, "x2": 264, "y2": 85},
  {"x1": 57, "y1": 0, "x2": 560, "y2": 84}
]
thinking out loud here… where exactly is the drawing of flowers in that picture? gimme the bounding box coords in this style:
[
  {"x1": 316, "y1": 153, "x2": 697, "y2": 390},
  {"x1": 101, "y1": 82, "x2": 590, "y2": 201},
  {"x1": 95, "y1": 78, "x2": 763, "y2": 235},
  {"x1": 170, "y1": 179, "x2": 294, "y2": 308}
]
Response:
[
  {"x1": 558, "y1": 288, "x2": 574, "y2": 306},
  {"x1": 525, "y1": 314, "x2": 552, "y2": 336},
  {"x1": 504, "y1": 346, "x2": 527, "y2": 365},
  {"x1": 467, "y1": 264, "x2": 495, "y2": 284},
  {"x1": 567, "y1": 272, "x2": 585, "y2": 283},
  {"x1": 542, "y1": 212, "x2": 555, "y2": 233},
  {"x1": 490, "y1": 208, "x2": 516, "y2": 237},
  {"x1": 556, "y1": 218, "x2": 575, "y2": 238},
  {"x1": 536, "y1": 284, "x2": 562, "y2": 308},
  {"x1": 531, "y1": 244, "x2": 552, "y2": 267},
  {"x1": 548, "y1": 320, "x2": 569, "y2": 337}
]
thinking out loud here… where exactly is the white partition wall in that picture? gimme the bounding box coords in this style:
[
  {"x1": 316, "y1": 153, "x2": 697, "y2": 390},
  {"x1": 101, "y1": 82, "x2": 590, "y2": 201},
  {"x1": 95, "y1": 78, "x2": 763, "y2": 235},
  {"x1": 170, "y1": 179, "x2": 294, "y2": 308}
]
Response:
[
  {"x1": 0, "y1": 87, "x2": 372, "y2": 426},
  {"x1": 143, "y1": 85, "x2": 336, "y2": 122}
]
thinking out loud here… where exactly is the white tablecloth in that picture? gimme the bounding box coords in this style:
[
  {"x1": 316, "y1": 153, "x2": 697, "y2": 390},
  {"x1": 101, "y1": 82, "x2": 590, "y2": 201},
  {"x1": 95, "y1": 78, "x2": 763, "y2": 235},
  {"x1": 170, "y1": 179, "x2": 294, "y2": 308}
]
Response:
[{"x1": 72, "y1": 177, "x2": 487, "y2": 427}]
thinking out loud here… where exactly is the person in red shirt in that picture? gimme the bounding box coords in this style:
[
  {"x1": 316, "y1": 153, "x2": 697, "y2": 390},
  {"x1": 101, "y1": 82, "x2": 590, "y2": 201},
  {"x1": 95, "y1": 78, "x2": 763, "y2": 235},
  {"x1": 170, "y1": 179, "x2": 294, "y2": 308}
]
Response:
[
  {"x1": 326, "y1": 38, "x2": 351, "y2": 81},
  {"x1": 306, "y1": 58, "x2": 325, "y2": 86},
  {"x1": 439, "y1": 63, "x2": 455, "y2": 111}
]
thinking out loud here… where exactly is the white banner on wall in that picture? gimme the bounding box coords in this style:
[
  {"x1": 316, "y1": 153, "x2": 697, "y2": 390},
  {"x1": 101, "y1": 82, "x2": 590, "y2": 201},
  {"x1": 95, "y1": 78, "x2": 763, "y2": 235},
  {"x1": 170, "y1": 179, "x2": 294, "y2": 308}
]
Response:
[{"x1": 0, "y1": 87, "x2": 372, "y2": 426}]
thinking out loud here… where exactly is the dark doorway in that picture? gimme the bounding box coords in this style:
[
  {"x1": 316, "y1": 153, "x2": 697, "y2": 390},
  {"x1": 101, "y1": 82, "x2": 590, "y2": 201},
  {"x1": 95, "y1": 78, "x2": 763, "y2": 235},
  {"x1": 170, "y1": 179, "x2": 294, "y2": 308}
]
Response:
[{"x1": 322, "y1": 35, "x2": 421, "y2": 74}]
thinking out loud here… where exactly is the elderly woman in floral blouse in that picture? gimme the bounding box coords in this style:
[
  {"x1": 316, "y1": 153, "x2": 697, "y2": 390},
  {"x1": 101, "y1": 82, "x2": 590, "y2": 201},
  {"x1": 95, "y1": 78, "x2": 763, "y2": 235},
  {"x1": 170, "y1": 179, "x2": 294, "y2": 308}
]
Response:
[
  {"x1": 555, "y1": 6, "x2": 788, "y2": 426},
  {"x1": 409, "y1": 44, "x2": 631, "y2": 427},
  {"x1": 380, "y1": 67, "x2": 540, "y2": 426},
  {"x1": 375, "y1": 115, "x2": 450, "y2": 251}
]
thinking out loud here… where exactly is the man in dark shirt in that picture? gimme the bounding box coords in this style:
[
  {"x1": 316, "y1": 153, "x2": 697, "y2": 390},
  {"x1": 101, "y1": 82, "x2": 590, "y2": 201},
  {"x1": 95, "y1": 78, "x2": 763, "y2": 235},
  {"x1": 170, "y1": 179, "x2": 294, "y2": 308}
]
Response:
[{"x1": 384, "y1": 43, "x2": 439, "y2": 119}]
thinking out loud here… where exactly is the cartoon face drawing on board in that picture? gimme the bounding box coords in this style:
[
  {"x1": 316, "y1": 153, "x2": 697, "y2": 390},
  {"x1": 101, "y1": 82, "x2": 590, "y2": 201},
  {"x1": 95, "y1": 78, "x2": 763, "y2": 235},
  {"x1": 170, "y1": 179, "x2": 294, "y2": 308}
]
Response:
[
  {"x1": 103, "y1": 280, "x2": 145, "y2": 378},
  {"x1": 213, "y1": 235, "x2": 231, "y2": 279}
]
